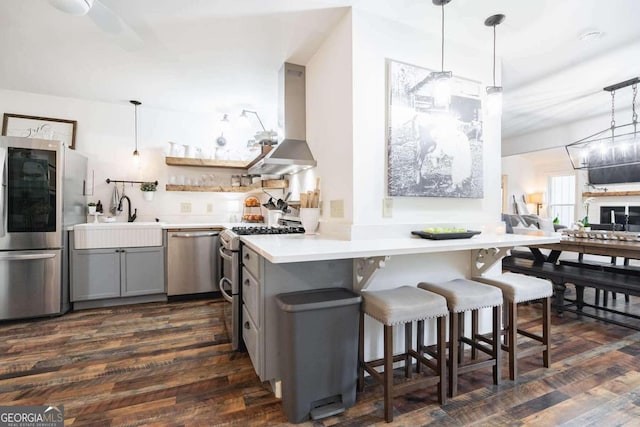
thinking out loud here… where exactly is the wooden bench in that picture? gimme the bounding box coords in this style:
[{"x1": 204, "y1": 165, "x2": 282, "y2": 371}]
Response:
[
  {"x1": 502, "y1": 256, "x2": 640, "y2": 330},
  {"x1": 559, "y1": 256, "x2": 629, "y2": 305}
]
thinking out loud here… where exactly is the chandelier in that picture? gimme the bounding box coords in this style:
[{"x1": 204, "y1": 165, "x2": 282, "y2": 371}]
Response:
[{"x1": 566, "y1": 77, "x2": 639, "y2": 170}]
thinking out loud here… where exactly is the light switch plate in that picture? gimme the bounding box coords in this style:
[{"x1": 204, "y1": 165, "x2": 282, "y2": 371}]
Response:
[
  {"x1": 383, "y1": 198, "x2": 393, "y2": 218},
  {"x1": 181, "y1": 202, "x2": 192, "y2": 213}
]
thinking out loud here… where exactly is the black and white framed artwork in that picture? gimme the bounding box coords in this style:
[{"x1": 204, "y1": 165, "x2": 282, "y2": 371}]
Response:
[{"x1": 386, "y1": 59, "x2": 483, "y2": 198}]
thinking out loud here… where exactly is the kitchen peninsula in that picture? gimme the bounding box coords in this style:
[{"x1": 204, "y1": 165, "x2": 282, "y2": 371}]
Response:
[{"x1": 235, "y1": 230, "x2": 560, "y2": 391}]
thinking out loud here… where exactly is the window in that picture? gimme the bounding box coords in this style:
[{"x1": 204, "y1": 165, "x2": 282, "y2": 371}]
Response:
[{"x1": 547, "y1": 175, "x2": 575, "y2": 227}]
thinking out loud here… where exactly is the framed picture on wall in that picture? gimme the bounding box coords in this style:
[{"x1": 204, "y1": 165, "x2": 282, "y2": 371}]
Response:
[
  {"x1": 386, "y1": 59, "x2": 483, "y2": 198},
  {"x1": 2, "y1": 113, "x2": 77, "y2": 150}
]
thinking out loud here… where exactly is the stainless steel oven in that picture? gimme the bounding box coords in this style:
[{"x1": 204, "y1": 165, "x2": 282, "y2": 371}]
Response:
[
  {"x1": 218, "y1": 226, "x2": 305, "y2": 352},
  {"x1": 219, "y1": 229, "x2": 242, "y2": 351}
]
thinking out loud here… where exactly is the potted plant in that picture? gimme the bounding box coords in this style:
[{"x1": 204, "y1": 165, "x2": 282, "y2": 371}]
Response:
[
  {"x1": 140, "y1": 182, "x2": 157, "y2": 201},
  {"x1": 579, "y1": 197, "x2": 595, "y2": 230},
  {"x1": 87, "y1": 202, "x2": 97, "y2": 215}
]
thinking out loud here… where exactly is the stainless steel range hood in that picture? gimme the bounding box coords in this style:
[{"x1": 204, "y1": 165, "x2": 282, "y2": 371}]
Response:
[{"x1": 248, "y1": 63, "x2": 317, "y2": 176}]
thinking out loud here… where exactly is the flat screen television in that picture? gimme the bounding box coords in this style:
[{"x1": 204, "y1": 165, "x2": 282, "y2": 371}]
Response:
[{"x1": 589, "y1": 164, "x2": 640, "y2": 184}]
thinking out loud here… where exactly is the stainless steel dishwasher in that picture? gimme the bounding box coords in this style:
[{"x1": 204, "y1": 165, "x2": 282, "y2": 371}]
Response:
[{"x1": 167, "y1": 228, "x2": 220, "y2": 296}]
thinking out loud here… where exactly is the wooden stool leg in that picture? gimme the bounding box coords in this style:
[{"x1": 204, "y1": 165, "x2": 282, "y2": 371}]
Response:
[
  {"x1": 437, "y1": 316, "x2": 447, "y2": 405},
  {"x1": 404, "y1": 322, "x2": 412, "y2": 378},
  {"x1": 625, "y1": 294, "x2": 630, "y2": 303},
  {"x1": 493, "y1": 305, "x2": 502, "y2": 386},
  {"x1": 449, "y1": 312, "x2": 459, "y2": 398},
  {"x1": 471, "y1": 309, "x2": 479, "y2": 360},
  {"x1": 384, "y1": 324, "x2": 394, "y2": 423},
  {"x1": 603, "y1": 291, "x2": 609, "y2": 306},
  {"x1": 595, "y1": 289, "x2": 600, "y2": 306},
  {"x1": 358, "y1": 312, "x2": 365, "y2": 392},
  {"x1": 457, "y1": 312, "x2": 465, "y2": 364},
  {"x1": 416, "y1": 320, "x2": 424, "y2": 374},
  {"x1": 543, "y1": 296, "x2": 551, "y2": 368},
  {"x1": 508, "y1": 301, "x2": 517, "y2": 381}
]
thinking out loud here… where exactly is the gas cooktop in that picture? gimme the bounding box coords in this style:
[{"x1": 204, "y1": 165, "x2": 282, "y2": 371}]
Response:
[{"x1": 231, "y1": 226, "x2": 305, "y2": 235}]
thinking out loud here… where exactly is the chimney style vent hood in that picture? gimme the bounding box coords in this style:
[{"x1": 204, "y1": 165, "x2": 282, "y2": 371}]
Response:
[{"x1": 248, "y1": 63, "x2": 317, "y2": 175}]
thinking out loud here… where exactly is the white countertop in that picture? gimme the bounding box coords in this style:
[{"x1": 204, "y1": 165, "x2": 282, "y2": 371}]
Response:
[{"x1": 239, "y1": 232, "x2": 561, "y2": 263}]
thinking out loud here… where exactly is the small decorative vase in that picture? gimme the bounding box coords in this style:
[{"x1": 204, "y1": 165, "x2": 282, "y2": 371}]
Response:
[
  {"x1": 142, "y1": 191, "x2": 155, "y2": 201},
  {"x1": 88, "y1": 205, "x2": 96, "y2": 215}
]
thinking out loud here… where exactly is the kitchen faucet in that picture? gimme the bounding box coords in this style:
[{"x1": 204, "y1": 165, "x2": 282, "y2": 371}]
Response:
[{"x1": 117, "y1": 195, "x2": 137, "y2": 222}]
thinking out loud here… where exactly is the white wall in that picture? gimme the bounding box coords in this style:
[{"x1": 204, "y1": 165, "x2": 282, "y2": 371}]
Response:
[
  {"x1": 348, "y1": 10, "x2": 502, "y2": 236},
  {"x1": 303, "y1": 10, "x2": 354, "y2": 235},
  {"x1": 500, "y1": 156, "x2": 541, "y2": 215},
  {"x1": 0, "y1": 88, "x2": 272, "y2": 223}
]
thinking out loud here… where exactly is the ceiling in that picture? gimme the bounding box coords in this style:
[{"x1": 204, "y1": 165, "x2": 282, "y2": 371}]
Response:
[{"x1": 1, "y1": 0, "x2": 639, "y2": 142}]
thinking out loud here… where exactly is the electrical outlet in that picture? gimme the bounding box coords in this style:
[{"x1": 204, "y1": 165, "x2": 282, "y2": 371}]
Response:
[
  {"x1": 330, "y1": 199, "x2": 344, "y2": 218},
  {"x1": 383, "y1": 198, "x2": 393, "y2": 218},
  {"x1": 206, "y1": 203, "x2": 213, "y2": 213},
  {"x1": 180, "y1": 202, "x2": 192, "y2": 213}
]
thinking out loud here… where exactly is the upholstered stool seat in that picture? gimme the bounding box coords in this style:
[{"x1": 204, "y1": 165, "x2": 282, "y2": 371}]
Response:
[
  {"x1": 358, "y1": 286, "x2": 448, "y2": 422},
  {"x1": 363, "y1": 286, "x2": 449, "y2": 325},
  {"x1": 418, "y1": 278, "x2": 503, "y2": 398},
  {"x1": 474, "y1": 272, "x2": 552, "y2": 380}
]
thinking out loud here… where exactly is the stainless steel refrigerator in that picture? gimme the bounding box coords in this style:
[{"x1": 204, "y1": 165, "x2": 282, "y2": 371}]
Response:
[{"x1": 0, "y1": 136, "x2": 87, "y2": 321}]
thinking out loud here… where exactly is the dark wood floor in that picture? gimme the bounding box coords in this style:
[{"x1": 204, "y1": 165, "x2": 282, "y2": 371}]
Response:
[{"x1": 2, "y1": 288, "x2": 640, "y2": 426}]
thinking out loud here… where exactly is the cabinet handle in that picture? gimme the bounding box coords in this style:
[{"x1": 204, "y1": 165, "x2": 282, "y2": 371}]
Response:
[
  {"x1": 244, "y1": 279, "x2": 250, "y2": 287},
  {"x1": 244, "y1": 321, "x2": 251, "y2": 330},
  {"x1": 244, "y1": 253, "x2": 250, "y2": 260}
]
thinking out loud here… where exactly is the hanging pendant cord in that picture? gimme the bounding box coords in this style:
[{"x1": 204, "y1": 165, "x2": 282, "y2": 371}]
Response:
[
  {"x1": 610, "y1": 90, "x2": 616, "y2": 129},
  {"x1": 440, "y1": 2, "x2": 445, "y2": 72},
  {"x1": 633, "y1": 83, "x2": 638, "y2": 136},
  {"x1": 492, "y1": 24, "x2": 497, "y2": 87},
  {"x1": 632, "y1": 84, "x2": 638, "y2": 124},
  {"x1": 134, "y1": 104, "x2": 138, "y2": 151},
  {"x1": 610, "y1": 89, "x2": 616, "y2": 141}
]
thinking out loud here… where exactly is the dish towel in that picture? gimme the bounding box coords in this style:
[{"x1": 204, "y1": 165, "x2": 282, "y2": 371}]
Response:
[{"x1": 110, "y1": 184, "x2": 120, "y2": 216}]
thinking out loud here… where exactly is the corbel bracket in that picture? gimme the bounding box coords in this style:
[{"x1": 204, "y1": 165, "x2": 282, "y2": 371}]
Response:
[
  {"x1": 472, "y1": 247, "x2": 512, "y2": 277},
  {"x1": 354, "y1": 256, "x2": 390, "y2": 291}
]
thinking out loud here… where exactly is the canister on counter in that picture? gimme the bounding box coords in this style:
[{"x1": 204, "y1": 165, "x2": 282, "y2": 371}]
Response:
[
  {"x1": 231, "y1": 174, "x2": 241, "y2": 187},
  {"x1": 240, "y1": 174, "x2": 252, "y2": 187}
]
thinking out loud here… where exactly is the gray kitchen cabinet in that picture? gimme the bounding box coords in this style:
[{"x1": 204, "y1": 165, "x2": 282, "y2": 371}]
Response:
[
  {"x1": 71, "y1": 240, "x2": 165, "y2": 302},
  {"x1": 120, "y1": 247, "x2": 166, "y2": 296},
  {"x1": 240, "y1": 244, "x2": 352, "y2": 385}
]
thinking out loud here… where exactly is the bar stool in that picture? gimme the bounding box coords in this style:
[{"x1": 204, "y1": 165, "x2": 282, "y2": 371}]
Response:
[
  {"x1": 473, "y1": 272, "x2": 552, "y2": 380},
  {"x1": 418, "y1": 279, "x2": 503, "y2": 398},
  {"x1": 358, "y1": 286, "x2": 448, "y2": 423}
]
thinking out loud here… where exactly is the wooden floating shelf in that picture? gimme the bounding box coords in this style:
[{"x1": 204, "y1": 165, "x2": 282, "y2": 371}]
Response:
[
  {"x1": 165, "y1": 152, "x2": 267, "y2": 169},
  {"x1": 166, "y1": 180, "x2": 288, "y2": 193},
  {"x1": 583, "y1": 191, "x2": 640, "y2": 197}
]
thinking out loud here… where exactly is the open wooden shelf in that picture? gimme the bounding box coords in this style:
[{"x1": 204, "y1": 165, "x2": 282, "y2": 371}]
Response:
[
  {"x1": 165, "y1": 150, "x2": 268, "y2": 170},
  {"x1": 165, "y1": 179, "x2": 288, "y2": 193},
  {"x1": 583, "y1": 191, "x2": 640, "y2": 197}
]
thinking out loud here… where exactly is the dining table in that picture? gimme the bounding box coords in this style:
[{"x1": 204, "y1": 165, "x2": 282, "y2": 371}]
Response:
[
  {"x1": 519, "y1": 231, "x2": 640, "y2": 330},
  {"x1": 529, "y1": 233, "x2": 640, "y2": 263}
]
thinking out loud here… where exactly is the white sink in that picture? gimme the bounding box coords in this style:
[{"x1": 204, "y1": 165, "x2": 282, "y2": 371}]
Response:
[{"x1": 74, "y1": 222, "x2": 164, "y2": 249}]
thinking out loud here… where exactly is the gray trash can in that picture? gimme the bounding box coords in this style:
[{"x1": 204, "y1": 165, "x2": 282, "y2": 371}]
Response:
[{"x1": 276, "y1": 287, "x2": 362, "y2": 423}]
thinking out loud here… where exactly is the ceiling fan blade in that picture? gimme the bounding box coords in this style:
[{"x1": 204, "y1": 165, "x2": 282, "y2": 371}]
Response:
[
  {"x1": 87, "y1": 0, "x2": 144, "y2": 51},
  {"x1": 87, "y1": 0, "x2": 122, "y2": 34}
]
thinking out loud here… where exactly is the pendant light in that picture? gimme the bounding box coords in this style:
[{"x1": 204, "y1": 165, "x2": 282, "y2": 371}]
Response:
[
  {"x1": 130, "y1": 100, "x2": 141, "y2": 158},
  {"x1": 484, "y1": 14, "x2": 505, "y2": 116},
  {"x1": 430, "y1": 0, "x2": 453, "y2": 108}
]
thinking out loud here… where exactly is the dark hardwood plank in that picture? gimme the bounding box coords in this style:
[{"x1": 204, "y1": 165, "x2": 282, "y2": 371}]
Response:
[{"x1": 2, "y1": 295, "x2": 640, "y2": 425}]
